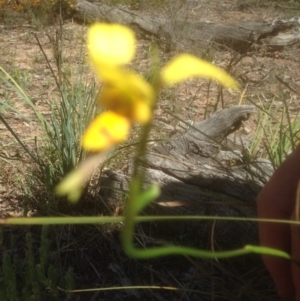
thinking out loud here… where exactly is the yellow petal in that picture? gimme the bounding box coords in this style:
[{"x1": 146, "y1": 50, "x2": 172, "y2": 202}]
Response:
[
  {"x1": 98, "y1": 70, "x2": 154, "y2": 124},
  {"x1": 87, "y1": 23, "x2": 135, "y2": 67},
  {"x1": 82, "y1": 111, "x2": 130, "y2": 151},
  {"x1": 55, "y1": 153, "x2": 107, "y2": 203},
  {"x1": 161, "y1": 54, "x2": 239, "y2": 89},
  {"x1": 55, "y1": 170, "x2": 84, "y2": 203}
]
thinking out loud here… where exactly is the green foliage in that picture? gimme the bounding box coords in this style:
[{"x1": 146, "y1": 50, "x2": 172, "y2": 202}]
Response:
[
  {"x1": 65, "y1": 267, "x2": 74, "y2": 300},
  {"x1": 249, "y1": 98, "x2": 300, "y2": 168},
  {"x1": 10, "y1": 68, "x2": 31, "y2": 91},
  {"x1": 0, "y1": 226, "x2": 74, "y2": 301},
  {"x1": 0, "y1": 25, "x2": 97, "y2": 207},
  {"x1": 2, "y1": 253, "x2": 18, "y2": 301},
  {"x1": 32, "y1": 76, "x2": 97, "y2": 201}
]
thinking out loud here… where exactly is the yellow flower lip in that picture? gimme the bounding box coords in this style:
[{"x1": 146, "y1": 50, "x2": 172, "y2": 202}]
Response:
[
  {"x1": 98, "y1": 69, "x2": 154, "y2": 124},
  {"x1": 82, "y1": 111, "x2": 131, "y2": 151}
]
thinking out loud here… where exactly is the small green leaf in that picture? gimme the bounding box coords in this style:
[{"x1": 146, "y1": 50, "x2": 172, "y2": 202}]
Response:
[{"x1": 133, "y1": 184, "x2": 161, "y2": 214}]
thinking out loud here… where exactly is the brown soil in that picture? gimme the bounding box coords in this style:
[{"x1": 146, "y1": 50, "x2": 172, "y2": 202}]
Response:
[{"x1": 1, "y1": 0, "x2": 300, "y2": 300}]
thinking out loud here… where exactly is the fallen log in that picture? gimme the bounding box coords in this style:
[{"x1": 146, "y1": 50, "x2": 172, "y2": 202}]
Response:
[{"x1": 73, "y1": 0, "x2": 300, "y2": 52}]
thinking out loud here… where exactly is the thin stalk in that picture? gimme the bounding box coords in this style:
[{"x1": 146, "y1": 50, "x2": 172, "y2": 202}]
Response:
[
  {"x1": 0, "y1": 113, "x2": 38, "y2": 164},
  {"x1": 122, "y1": 53, "x2": 161, "y2": 255}
]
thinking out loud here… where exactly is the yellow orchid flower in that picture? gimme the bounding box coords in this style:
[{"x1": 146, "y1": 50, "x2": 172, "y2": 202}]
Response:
[
  {"x1": 56, "y1": 23, "x2": 240, "y2": 202},
  {"x1": 83, "y1": 23, "x2": 239, "y2": 152}
]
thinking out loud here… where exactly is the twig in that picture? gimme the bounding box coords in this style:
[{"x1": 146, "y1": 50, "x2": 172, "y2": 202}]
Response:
[{"x1": 275, "y1": 75, "x2": 300, "y2": 97}]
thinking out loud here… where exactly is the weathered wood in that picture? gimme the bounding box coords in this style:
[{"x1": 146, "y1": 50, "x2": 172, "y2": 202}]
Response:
[
  {"x1": 73, "y1": 0, "x2": 300, "y2": 52},
  {"x1": 98, "y1": 105, "x2": 272, "y2": 249}
]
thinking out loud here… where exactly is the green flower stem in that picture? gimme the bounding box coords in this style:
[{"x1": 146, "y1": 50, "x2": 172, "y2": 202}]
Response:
[
  {"x1": 122, "y1": 121, "x2": 154, "y2": 257},
  {"x1": 119, "y1": 79, "x2": 296, "y2": 260},
  {"x1": 118, "y1": 61, "x2": 293, "y2": 260},
  {"x1": 0, "y1": 215, "x2": 296, "y2": 262},
  {"x1": 124, "y1": 244, "x2": 251, "y2": 259},
  {"x1": 122, "y1": 59, "x2": 161, "y2": 257},
  {"x1": 0, "y1": 216, "x2": 122, "y2": 225},
  {"x1": 3, "y1": 215, "x2": 300, "y2": 225}
]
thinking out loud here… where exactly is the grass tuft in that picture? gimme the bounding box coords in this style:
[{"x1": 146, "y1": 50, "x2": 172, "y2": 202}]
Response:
[{"x1": 0, "y1": 23, "x2": 97, "y2": 211}]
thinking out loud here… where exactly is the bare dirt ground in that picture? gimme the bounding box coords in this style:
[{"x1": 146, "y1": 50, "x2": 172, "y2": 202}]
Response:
[{"x1": 1, "y1": 0, "x2": 300, "y2": 300}]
